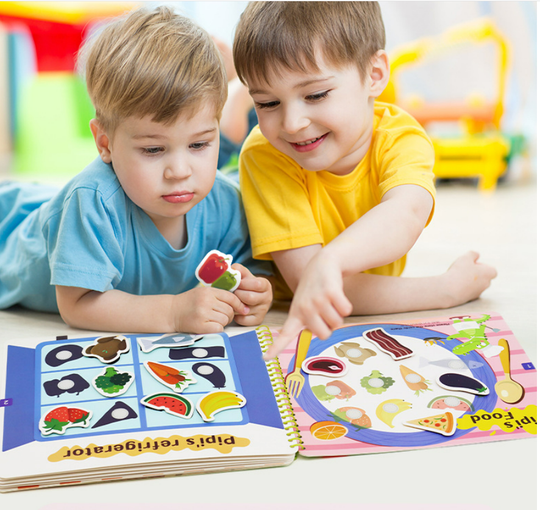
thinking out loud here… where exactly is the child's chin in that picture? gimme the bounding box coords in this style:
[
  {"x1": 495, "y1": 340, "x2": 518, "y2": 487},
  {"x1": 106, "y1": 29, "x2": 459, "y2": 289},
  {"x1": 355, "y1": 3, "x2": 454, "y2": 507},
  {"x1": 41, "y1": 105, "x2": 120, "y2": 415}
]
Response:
[{"x1": 293, "y1": 158, "x2": 329, "y2": 173}]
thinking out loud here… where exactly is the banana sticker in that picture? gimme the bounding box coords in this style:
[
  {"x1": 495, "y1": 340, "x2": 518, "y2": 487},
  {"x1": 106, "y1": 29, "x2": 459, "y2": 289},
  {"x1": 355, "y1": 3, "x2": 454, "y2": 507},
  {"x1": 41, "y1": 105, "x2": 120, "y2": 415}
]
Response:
[{"x1": 196, "y1": 390, "x2": 247, "y2": 422}]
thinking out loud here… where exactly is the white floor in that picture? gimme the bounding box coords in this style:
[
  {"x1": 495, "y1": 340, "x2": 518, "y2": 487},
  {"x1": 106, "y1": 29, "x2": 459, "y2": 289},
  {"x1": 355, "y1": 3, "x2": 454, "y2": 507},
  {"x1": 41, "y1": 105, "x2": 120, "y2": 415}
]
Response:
[{"x1": 0, "y1": 170, "x2": 537, "y2": 509}]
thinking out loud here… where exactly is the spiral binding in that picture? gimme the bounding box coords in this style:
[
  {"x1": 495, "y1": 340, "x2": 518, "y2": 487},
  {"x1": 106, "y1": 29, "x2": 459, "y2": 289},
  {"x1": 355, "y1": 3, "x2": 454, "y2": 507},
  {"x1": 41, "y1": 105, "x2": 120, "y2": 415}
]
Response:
[{"x1": 255, "y1": 326, "x2": 304, "y2": 450}]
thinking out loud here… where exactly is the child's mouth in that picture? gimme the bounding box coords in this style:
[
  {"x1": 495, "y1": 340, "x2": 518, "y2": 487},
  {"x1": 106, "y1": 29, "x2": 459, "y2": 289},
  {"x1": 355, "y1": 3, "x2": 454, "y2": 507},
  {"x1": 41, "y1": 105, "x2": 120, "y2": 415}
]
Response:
[
  {"x1": 291, "y1": 134, "x2": 327, "y2": 153},
  {"x1": 162, "y1": 192, "x2": 194, "y2": 203}
]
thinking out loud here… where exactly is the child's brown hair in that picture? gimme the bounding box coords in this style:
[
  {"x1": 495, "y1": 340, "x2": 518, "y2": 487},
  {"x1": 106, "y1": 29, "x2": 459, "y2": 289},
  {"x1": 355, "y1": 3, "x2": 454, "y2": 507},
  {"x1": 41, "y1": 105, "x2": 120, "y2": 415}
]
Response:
[
  {"x1": 233, "y1": 1, "x2": 385, "y2": 86},
  {"x1": 80, "y1": 6, "x2": 227, "y2": 135}
]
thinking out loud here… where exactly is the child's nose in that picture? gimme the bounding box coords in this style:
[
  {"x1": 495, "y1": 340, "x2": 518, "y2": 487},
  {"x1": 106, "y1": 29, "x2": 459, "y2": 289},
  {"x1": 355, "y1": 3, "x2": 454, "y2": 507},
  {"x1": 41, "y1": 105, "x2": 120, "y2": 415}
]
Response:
[
  {"x1": 281, "y1": 105, "x2": 310, "y2": 134},
  {"x1": 164, "y1": 160, "x2": 191, "y2": 180}
]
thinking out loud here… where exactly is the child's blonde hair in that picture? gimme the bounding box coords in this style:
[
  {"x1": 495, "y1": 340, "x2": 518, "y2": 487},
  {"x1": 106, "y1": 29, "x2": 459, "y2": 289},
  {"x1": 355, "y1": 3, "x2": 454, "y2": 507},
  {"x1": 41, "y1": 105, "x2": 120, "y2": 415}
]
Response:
[
  {"x1": 80, "y1": 6, "x2": 227, "y2": 134},
  {"x1": 233, "y1": 1, "x2": 385, "y2": 86}
]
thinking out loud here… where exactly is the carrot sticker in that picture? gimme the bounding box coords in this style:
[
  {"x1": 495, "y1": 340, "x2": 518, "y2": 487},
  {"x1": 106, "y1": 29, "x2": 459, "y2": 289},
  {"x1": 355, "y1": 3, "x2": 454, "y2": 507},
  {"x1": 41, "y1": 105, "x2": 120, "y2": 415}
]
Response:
[
  {"x1": 399, "y1": 365, "x2": 432, "y2": 396},
  {"x1": 144, "y1": 361, "x2": 196, "y2": 393}
]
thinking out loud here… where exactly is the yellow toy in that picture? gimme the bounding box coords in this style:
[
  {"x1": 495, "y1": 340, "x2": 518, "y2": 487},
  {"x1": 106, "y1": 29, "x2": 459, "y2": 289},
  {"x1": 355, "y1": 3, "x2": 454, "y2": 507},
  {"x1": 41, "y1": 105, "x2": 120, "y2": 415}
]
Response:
[
  {"x1": 379, "y1": 19, "x2": 511, "y2": 193},
  {"x1": 0, "y1": 2, "x2": 137, "y2": 25}
]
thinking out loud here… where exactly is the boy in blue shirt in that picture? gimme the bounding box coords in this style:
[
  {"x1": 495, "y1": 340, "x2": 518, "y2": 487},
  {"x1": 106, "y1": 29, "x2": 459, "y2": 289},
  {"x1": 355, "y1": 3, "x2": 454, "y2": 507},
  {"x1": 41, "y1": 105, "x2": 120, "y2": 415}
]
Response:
[{"x1": 0, "y1": 6, "x2": 272, "y2": 333}]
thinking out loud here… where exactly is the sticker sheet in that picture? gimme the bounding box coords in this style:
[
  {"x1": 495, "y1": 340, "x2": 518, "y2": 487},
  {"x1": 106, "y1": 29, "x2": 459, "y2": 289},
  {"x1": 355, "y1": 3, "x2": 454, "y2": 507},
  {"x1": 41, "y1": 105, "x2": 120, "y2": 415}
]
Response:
[{"x1": 33, "y1": 333, "x2": 248, "y2": 442}]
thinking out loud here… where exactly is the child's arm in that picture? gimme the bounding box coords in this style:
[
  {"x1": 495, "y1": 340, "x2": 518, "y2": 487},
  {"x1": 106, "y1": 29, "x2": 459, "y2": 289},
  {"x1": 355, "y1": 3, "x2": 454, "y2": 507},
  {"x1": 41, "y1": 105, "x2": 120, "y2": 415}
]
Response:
[
  {"x1": 264, "y1": 184, "x2": 433, "y2": 358},
  {"x1": 231, "y1": 263, "x2": 273, "y2": 326},
  {"x1": 56, "y1": 285, "x2": 250, "y2": 334}
]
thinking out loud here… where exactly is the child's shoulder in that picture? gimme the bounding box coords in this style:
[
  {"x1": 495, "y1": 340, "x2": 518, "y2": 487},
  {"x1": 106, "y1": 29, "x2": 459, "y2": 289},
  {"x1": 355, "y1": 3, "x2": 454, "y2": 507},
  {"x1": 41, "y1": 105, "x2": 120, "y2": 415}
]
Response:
[
  {"x1": 212, "y1": 170, "x2": 242, "y2": 199},
  {"x1": 240, "y1": 126, "x2": 280, "y2": 156},
  {"x1": 372, "y1": 102, "x2": 433, "y2": 151},
  {"x1": 44, "y1": 158, "x2": 125, "y2": 217},
  {"x1": 373, "y1": 102, "x2": 427, "y2": 134},
  {"x1": 67, "y1": 157, "x2": 123, "y2": 198},
  {"x1": 239, "y1": 126, "x2": 295, "y2": 176},
  {"x1": 201, "y1": 171, "x2": 242, "y2": 211}
]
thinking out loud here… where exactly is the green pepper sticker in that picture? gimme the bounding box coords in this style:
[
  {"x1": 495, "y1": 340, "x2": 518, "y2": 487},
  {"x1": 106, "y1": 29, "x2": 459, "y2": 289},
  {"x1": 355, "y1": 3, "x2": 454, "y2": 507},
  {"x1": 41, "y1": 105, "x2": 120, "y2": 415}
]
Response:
[{"x1": 211, "y1": 270, "x2": 240, "y2": 291}]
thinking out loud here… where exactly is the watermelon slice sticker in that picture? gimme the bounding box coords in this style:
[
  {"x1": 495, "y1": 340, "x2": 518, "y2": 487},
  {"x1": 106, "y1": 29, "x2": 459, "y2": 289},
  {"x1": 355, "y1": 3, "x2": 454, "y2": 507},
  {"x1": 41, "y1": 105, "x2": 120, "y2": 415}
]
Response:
[
  {"x1": 428, "y1": 395, "x2": 474, "y2": 413},
  {"x1": 141, "y1": 393, "x2": 194, "y2": 419}
]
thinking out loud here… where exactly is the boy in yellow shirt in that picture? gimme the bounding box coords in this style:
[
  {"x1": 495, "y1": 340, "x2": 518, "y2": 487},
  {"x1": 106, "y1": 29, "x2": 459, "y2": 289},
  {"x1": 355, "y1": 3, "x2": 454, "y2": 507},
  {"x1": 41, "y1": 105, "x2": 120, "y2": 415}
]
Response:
[{"x1": 233, "y1": 2, "x2": 497, "y2": 358}]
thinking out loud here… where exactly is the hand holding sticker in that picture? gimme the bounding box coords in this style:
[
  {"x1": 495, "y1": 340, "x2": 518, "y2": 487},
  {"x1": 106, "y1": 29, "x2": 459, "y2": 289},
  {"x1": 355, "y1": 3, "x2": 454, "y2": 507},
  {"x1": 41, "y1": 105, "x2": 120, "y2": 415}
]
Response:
[{"x1": 195, "y1": 250, "x2": 241, "y2": 292}]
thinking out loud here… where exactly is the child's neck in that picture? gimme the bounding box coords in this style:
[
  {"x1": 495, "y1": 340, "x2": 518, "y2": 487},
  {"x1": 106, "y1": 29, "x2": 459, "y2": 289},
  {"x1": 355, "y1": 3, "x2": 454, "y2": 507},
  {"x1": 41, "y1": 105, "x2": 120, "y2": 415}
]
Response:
[{"x1": 152, "y1": 216, "x2": 187, "y2": 250}]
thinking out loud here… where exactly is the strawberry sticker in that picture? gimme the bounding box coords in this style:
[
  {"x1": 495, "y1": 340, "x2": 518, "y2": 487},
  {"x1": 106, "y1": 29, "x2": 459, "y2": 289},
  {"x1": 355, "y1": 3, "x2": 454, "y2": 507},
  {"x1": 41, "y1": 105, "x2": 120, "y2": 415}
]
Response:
[
  {"x1": 195, "y1": 250, "x2": 241, "y2": 292},
  {"x1": 39, "y1": 406, "x2": 92, "y2": 436}
]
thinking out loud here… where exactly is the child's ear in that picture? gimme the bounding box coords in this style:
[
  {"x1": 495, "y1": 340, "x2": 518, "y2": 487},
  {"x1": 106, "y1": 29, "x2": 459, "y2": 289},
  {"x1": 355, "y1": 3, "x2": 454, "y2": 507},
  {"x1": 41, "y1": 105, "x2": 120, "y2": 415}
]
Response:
[
  {"x1": 90, "y1": 119, "x2": 113, "y2": 164},
  {"x1": 368, "y1": 50, "x2": 390, "y2": 98}
]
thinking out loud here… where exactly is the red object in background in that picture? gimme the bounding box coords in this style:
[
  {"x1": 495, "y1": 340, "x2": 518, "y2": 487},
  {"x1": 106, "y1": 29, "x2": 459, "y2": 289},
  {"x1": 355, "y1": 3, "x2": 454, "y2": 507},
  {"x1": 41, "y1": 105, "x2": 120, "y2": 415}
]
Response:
[{"x1": 0, "y1": 14, "x2": 90, "y2": 72}]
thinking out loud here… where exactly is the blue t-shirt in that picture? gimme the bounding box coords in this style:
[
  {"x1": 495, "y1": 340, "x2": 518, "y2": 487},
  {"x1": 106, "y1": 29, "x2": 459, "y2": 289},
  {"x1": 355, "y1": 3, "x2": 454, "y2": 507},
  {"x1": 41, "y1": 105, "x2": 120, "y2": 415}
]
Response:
[{"x1": 0, "y1": 157, "x2": 270, "y2": 312}]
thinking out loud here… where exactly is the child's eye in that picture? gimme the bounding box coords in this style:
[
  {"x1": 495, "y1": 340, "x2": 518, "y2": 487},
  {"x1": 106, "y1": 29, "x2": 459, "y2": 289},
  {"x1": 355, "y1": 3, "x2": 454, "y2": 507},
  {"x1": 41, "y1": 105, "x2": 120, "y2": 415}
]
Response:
[
  {"x1": 255, "y1": 100, "x2": 280, "y2": 110},
  {"x1": 142, "y1": 146, "x2": 164, "y2": 155},
  {"x1": 306, "y1": 90, "x2": 330, "y2": 102},
  {"x1": 189, "y1": 141, "x2": 210, "y2": 150}
]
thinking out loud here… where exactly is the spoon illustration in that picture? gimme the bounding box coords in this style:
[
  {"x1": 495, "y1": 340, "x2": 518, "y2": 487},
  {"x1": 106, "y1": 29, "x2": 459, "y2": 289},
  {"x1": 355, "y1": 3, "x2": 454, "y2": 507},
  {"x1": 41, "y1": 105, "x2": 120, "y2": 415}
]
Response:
[{"x1": 494, "y1": 338, "x2": 525, "y2": 404}]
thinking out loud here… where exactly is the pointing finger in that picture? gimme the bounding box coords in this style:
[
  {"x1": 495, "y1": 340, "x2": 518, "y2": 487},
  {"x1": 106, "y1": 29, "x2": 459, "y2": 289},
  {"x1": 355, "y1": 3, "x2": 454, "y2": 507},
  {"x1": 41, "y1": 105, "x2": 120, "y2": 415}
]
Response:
[{"x1": 263, "y1": 315, "x2": 304, "y2": 360}]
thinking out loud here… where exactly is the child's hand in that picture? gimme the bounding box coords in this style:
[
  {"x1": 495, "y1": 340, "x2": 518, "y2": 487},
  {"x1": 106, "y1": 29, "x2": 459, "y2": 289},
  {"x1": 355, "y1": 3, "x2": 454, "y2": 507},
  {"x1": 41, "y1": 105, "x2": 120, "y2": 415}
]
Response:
[
  {"x1": 172, "y1": 287, "x2": 249, "y2": 333},
  {"x1": 263, "y1": 253, "x2": 352, "y2": 360},
  {"x1": 232, "y1": 263, "x2": 273, "y2": 326}
]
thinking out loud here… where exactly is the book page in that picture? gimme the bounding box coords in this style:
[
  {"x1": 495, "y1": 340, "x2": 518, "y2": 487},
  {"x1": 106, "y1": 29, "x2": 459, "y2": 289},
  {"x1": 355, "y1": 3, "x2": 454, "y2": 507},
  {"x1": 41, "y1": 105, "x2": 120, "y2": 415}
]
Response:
[
  {"x1": 278, "y1": 313, "x2": 536, "y2": 457},
  {"x1": 0, "y1": 329, "x2": 294, "y2": 488}
]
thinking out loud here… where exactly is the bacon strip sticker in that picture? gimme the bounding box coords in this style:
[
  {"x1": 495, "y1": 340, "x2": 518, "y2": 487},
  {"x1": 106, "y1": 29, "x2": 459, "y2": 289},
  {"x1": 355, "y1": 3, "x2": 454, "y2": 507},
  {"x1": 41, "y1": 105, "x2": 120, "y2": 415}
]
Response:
[{"x1": 362, "y1": 328, "x2": 414, "y2": 361}]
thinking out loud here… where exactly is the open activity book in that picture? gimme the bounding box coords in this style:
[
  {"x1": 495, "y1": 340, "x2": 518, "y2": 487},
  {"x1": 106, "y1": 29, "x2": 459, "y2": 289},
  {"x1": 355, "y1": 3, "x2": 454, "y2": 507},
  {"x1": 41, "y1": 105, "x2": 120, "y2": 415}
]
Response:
[{"x1": 0, "y1": 312, "x2": 536, "y2": 492}]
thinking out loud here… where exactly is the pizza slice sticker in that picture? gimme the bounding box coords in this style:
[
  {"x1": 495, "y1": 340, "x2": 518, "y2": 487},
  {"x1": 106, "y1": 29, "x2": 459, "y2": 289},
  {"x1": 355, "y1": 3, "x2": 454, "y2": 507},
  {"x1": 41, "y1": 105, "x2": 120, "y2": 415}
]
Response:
[{"x1": 403, "y1": 411, "x2": 457, "y2": 436}]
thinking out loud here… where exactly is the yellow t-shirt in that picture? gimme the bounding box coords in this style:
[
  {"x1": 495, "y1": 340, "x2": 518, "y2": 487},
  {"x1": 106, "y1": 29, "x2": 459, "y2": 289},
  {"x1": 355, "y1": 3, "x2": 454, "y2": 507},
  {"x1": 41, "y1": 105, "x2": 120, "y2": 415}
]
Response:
[{"x1": 239, "y1": 102, "x2": 436, "y2": 299}]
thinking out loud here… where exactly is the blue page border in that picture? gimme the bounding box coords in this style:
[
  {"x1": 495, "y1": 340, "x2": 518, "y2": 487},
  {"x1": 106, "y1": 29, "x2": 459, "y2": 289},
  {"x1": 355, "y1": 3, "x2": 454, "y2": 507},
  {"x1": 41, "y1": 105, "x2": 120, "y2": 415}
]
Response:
[
  {"x1": 229, "y1": 330, "x2": 283, "y2": 429},
  {"x1": 3, "y1": 346, "x2": 35, "y2": 451}
]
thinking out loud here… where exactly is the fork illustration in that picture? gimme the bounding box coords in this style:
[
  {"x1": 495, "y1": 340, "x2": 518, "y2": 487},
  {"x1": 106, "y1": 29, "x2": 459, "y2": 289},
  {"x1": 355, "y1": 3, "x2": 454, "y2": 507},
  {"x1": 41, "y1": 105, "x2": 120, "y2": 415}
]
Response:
[{"x1": 285, "y1": 329, "x2": 312, "y2": 399}]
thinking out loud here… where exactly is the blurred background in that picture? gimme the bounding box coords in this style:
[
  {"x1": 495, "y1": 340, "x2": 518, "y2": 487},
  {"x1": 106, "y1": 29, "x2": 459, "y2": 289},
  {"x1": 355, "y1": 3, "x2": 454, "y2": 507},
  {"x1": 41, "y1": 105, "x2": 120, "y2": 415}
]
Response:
[{"x1": 0, "y1": 1, "x2": 536, "y2": 191}]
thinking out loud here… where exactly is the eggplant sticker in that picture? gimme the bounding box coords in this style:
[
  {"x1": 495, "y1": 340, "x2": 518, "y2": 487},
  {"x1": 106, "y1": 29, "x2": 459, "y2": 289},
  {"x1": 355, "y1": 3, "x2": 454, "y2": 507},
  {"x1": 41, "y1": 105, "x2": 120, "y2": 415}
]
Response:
[
  {"x1": 192, "y1": 362, "x2": 227, "y2": 388},
  {"x1": 437, "y1": 373, "x2": 490, "y2": 395}
]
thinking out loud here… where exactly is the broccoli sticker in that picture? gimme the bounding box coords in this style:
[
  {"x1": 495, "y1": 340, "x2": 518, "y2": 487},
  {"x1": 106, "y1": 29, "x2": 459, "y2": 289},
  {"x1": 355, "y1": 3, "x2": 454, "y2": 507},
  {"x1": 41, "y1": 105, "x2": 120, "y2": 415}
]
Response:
[
  {"x1": 360, "y1": 370, "x2": 395, "y2": 395},
  {"x1": 93, "y1": 366, "x2": 134, "y2": 397}
]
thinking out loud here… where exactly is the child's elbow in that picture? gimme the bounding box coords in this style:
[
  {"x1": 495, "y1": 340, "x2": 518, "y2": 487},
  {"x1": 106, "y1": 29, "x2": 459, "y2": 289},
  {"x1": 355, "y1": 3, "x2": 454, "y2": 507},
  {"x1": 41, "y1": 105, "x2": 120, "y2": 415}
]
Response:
[
  {"x1": 55, "y1": 286, "x2": 91, "y2": 328},
  {"x1": 57, "y1": 301, "x2": 80, "y2": 328},
  {"x1": 409, "y1": 192, "x2": 434, "y2": 238}
]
